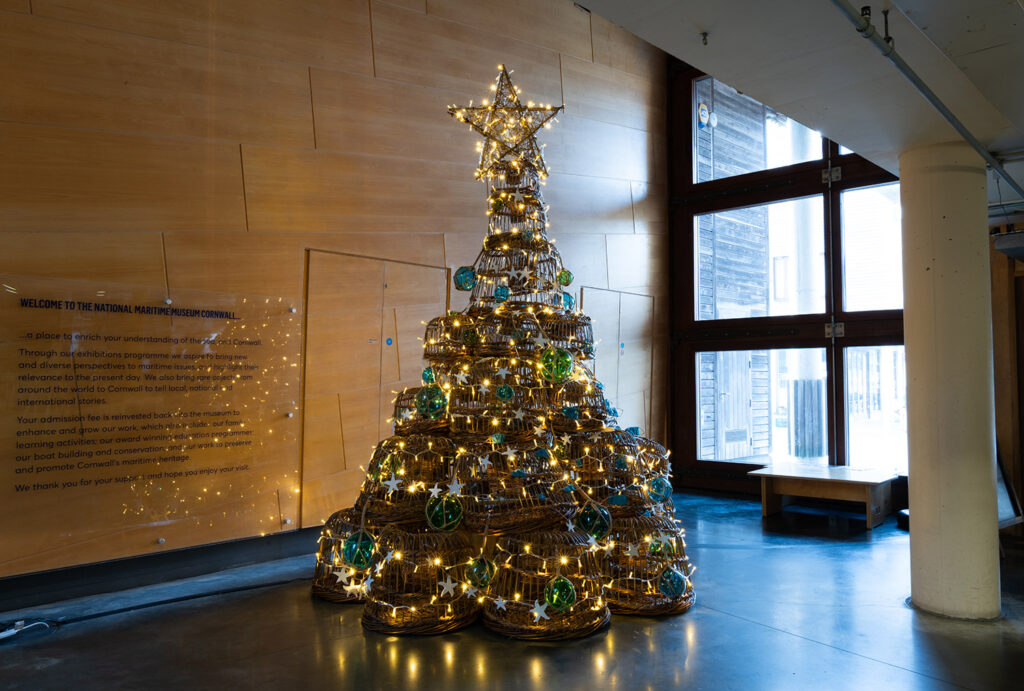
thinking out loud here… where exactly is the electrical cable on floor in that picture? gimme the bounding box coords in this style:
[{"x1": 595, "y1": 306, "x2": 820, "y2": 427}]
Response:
[{"x1": 0, "y1": 574, "x2": 311, "y2": 644}]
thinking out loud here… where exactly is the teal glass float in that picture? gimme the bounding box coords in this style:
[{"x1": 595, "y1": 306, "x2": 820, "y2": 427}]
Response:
[
  {"x1": 575, "y1": 503, "x2": 612, "y2": 540},
  {"x1": 557, "y1": 269, "x2": 573, "y2": 286},
  {"x1": 342, "y1": 530, "x2": 374, "y2": 570},
  {"x1": 511, "y1": 468, "x2": 527, "y2": 478},
  {"x1": 490, "y1": 432, "x2": 505, "y2": 444},
  {"x1": 608, "y1": 492, "x2": 629, "y2": 506},
  {"x1": 535, "y1": 448, "x2": 550, "y2": 461},
  {"x1": 625, "y1": 426, "x2": 639, "y2": 436},
  {"x1": 544, "y1": 576, "x2": 577, "y2": 611},
  {"x1": 454, "y1": 266, "x2": 477, "y2": 291},
  {"x1": 467, "y1": 556, "x2": 497, "y2": 588},
  {"x1": 540, "y1": 347, "x2": 573, "y2": 382},
  {"x1": 425, "y1": 495, "x2": 463, "y2": 531},
  {"x1": 496, "y1": 384, "x2": 514, "y2": 402},
  {"x1": 494, "y1": 286, "x2": 510, "y2": 303},
  {"x1": 613, "y1": 455, "x2": 629, "y2": 470},
  {"x1": 415, "y1": 384, "x2": 447, "y2": 420},
  {"x1": 561, "y1": 406, "x2": 580, "y2": 420},
  {"x1": 649, "y1": 536, "x2": 677, "y2": 556},
  {"x1": 649, "y1": 476, "x2": 673, "y2": 503},
  {"x1": 421, "y1": 366, "x2": 436, "y2": 384},
  {"x1": 657, "y1": 567, "x2": 688, "y2": 598},
  {"x1": 562, "y1": 292, "x2": 575, "y2": 312}
]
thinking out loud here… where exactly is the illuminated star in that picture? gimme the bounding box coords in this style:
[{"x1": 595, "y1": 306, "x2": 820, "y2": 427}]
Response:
[
  {"x1": 530, "y1": 600, "x2": 550, "y2": 621},
  {"x1": 344, "y1": 582, "x2": 364, "y2": 596},
  {"x1": 502, "y1": 448, "x2": 517, "y2": 460},
  {"x1": 511, "y1": 191, "x2": 527, "y2": 206},
  {"x1": 448, "y1": 477, "x2": 464, "y2": 496},
  {"x1": 495, "y1": 366, "x2": 511, "y2": 378},
  {"x1": 438, "y1": 575, "x2": 458, "y2": 598},
  {"x1": 478, "y1": 382, "x2": 491, "y2": 395},
  {"x1": 455, "y1": 371, "x2": 470, "y2": 385},
  {"x1": 383, "y1": 475, "x2": 402, "y2": 495},
  {"x1": 333, "y1": 566, "x2": 352, "y2": 585},
  {"x1": 494, "y1": 596, "x2": 508, "y2": 611},
  {"x1": 447, "y1": 66, "x2": 563, "y2": 179},
  {"x1": 624, "y1": 543, "x2": 640, "y2": 558},
  {"x1": 587, "y1": 534, "x2": 599, "y2": 548},
  {"x1": 374, "y1": 561, "x2": 385, "y2": 575}
]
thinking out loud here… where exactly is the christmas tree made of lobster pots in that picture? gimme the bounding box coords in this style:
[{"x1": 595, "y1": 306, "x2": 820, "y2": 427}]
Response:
[{"x1": 312, "y1": 66, "x2": 694, "y2": 640}]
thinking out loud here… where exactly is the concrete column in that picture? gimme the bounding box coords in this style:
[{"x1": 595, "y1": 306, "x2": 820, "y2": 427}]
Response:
[{"x1": 900, "y1": 141, "x2": 1001, "y2": 619}]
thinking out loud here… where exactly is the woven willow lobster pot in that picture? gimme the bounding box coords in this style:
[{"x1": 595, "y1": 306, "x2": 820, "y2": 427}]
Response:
[
  {"x1": 470, "y1": 249, "x2": 561, "y2": 307},
  {"x1": 461, "y1": 441, "x2": 575, "y2": 535},
  {"x1": 423, "y1": 314, "x2": 478, "y2": 363},
  {"x1": 549, "y1": 379, "x2": 612, "y2": 433},
  {"x1": 361, "y1": 526, "x2": 480, "y2": 635},
  {"x1": 355, "y1": 435, "x2": 456, "y2": 527},
  {"x1": 448, "y1": 357, "x2": 549, "y2": 441},
  {"x1": 600, "y1": 514, "x2": 695, "y2": 616},
  {"x1": 471, "y1": 310, "x2": 545, "y2": 358},
  {"x1": 312, "y1": 508, "x2": 375, "y2": 603},
  {"x1": 391, "y1": 386, "x2": 450, "y2": 436},
  {"x1": 636, "y1": 435, "x2": 671, "y2": 476},
  {"x1": 482, "y1": 530, "x2": 611, "y2": 640},
  {"x1": 536, "y1": 311, "x2": 594, "y2": 359}
]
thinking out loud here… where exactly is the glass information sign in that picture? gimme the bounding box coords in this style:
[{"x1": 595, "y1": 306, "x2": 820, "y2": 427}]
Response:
[{"x1": 0, "y1": 274, "x2": 302, "y2": 577}]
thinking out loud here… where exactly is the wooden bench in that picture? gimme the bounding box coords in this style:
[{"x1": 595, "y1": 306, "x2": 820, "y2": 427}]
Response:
[{"x1": 749, "y1": 463, "x2": 897, "y2": 529}]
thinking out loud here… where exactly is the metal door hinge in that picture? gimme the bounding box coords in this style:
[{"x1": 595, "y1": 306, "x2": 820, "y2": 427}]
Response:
[
  {"x1": 821, "y1": 166, "x2": 842, "y2": 184},
  {"x1": 825, "y1": 321, "x2": 846, "y2": 338}
]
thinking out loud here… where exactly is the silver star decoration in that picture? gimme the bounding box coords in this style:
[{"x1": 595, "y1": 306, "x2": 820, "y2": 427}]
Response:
[
  {"x1": 560, "y1": 434, "x2": 572, "y2": 445},
  {"x1": 511, "y1": 191, "x2": 526, "y2": 206},
  {"x1": 428, "y1": 483, "x2": 443, "y2": 498},
  {"x1": 374, "y1": 561, "x2": 385, "y2": 575},
  {"x1": 384, "y1": 549, "x2": 395, "y2": 562},
  {"x1": 530, "y1": 600, "x2": 550, "y2": 621},
  {"x1": 333, "y1": 566, "x2": 352, "y2": 585},
  {"x1": 587, "y1": 534, "x2": 599, "y2": 548},
  {"x1": 363, "y1": 575, "x2": 374, "y2": 592},
  {"x1": 533, "y1": 423, "x2": 547, "y2": 436},
  {"x1": 344, "y1": 582, "x2": 364, "y2": 596},
  {"x1": 448, "y1": 477, "x2": 464, "y2": 496},
  {"x1": 400, "y1": 408, "x2": 414, "y2": 421},
  {"x1": 495, "y1": 366, "x2": 511, "y2": 378},
  {"x1": 624, "y1": 543, "x2": 640, "y2": 557},
  {"x1": 478, "y1": 457, "x2": 492, "y2": 472},
  {"x1": 383, "y1": 474, "x2": 402, "y2": 495},
  {"x1": 512, "y1": 408, "x2": 526, "y2": 421},
  {"x1": 455, "y1": 371, "x2": 470, "y2": 385},
  {"x1": 478, "y1": 382, "x2": 491, "y2": 395},
  {"x1": 510, "y1": 268, "x2": 530, "y2": 283},
  {"x1": 438, "y1": 575, "x2": 458, "y2": 598},
  {"x1": 565, "y1": 519, "x2": 576, "y2": 532},
  {"x1": 502, "y1": 448, "x2": 518, "y2": 460},
  {"x1": 494, "y1": 596, "x2": 508, "y2": 611},
  {"x1": 465, "y1": 584, "x2": 478, "y2": 597}
]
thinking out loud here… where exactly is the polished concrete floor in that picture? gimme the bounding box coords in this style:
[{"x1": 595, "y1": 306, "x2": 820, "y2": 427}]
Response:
[{"x1": 3, "y1": 492, "x2": 1024, "y2": 690}]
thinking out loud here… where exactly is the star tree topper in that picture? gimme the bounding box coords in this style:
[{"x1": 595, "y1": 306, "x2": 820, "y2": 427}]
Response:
[{"x1": 448, "y1": 65, "x2": 563, "y2": 180}]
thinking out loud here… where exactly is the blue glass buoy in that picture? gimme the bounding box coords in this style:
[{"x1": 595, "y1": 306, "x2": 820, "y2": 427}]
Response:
[
  {"x1": 535, "y1": 448, "x2": 550, "y2": 460},
  {"x1": 422, "y1": 366, "x2": 436, "y2": 384},
  {"x1": 649, "y1": 476, "x2": 672, "y2": 503},
  {"x1": 609, "y1": 492, "x2": 629, "y2": 506},
  {"x1": 561, "y1": 406, "x2": 580, "y2": 420},
  {"x1": 625, "y1": 426, "x2": 639, "y2": 436},
  {"x1": 613, "y1": 455, "x2": 628, "y2": 470},
  {"x1": 490, "y1": 433, "x2": 505, "y2": 444},
  {"x1": 551, "y1": 292, "x2": 562, "y2": 307},
  {"x1": 494, "y1": 285, "x2": 509, "y2": 303},
  {"x1": 657, "y1": 567, "x2": 688, "y2": 598},
  {"x1": 562, "y1": 292, "x2": 575, "y2": 312},
  {"x1": 454, "y1": 266, "x2": 477, "y2": 291},
  {"x1": 496, "y1": 384, "x2": 514, "y2": 402}
]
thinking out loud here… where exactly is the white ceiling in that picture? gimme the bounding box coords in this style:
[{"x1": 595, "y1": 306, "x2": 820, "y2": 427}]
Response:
[{"x1": 581, "y1": 0, "x2": 1024, "y2": 211}]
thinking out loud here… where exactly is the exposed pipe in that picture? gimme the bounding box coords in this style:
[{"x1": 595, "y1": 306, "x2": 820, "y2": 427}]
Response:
[{"x1": 828, "y1": 0, "x2": 1024, "y2": 201}]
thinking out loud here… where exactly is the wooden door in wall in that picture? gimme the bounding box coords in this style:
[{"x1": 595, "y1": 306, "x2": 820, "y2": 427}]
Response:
[
  {"x1": 715, "y1": 350, "x2": 754, "y2": 459},
  {"x1": 300, "y1": 250, "x2": 446, "y2": 528}
]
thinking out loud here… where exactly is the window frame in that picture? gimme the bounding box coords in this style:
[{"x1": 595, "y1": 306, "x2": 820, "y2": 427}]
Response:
[{"x1": 668, "y1": 62, "x2": 901, "y2": 492}]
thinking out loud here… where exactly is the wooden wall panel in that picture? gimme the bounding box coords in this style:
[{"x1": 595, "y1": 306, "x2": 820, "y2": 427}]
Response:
[
  {"x1": 426, "y1": 0, "x2": 593, "y2": 62},
  {"x1": 33, "y1": 0, "x2": 374, "y2": 73},
  {"x1": 371, "y1": 1, "x2": 563, "y2": 105},
  {"x1": 0, "y1": 13, "x2": 314, "y2": 146},
  {"x1": 311, "y1": 69, "x2": 470, "y2": 162},
  {"x1": 3, "y1": 0, "x2": 670, "y2": 566},
  {"x1": 0, "y1": 125, "x2": 246, "y2": 234},
  {"x1": 242, "y1": 145, "x2": 480, "y2": 235}
]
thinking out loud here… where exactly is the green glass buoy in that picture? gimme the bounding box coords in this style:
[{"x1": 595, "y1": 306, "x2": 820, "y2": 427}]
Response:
[
  {"x1": 575, "y1": 503, "x2": 612, "y2": 540},
  {"x1": 496, "y1": 384, "x2": 514, "y2": 402},
  {"x1": 657, "y1": 567, "x2": 688, "y2": 598},
  {"x1": 540, "y1": 347, "x2": 573, "y2": 382},
  {"x1": 342, "y1": 530, "x2": 374, "y2": 570},
  {"x1": 461, "y1": 328, "x2": 479, "y2": 346},
  {"x1": 649, "y1": 537, "x2": 677, "y2": 556},
  {"x1": 425, "y1": 495, "x2": 463, "y2": 532},
  {"x1": 544, "y1": 576, "x2": 577, "y2": 611},
  {"x1": 491, "y1": 197, "x2": 504, "y2": 212},
  {"x1": 467, "y1": 556, "x2": 497, "y2": 588},
  {"x1": 557, "y1": 269, "x2": 573, "y2": 286},
  {"x1": 415, "y1": 384, "x2": 447, "y2": 419}
]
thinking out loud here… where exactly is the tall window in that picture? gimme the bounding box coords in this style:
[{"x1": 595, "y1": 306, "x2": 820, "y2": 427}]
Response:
[{"x1": 669, "y1": 68, "x2": 906, "y2": 488}]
